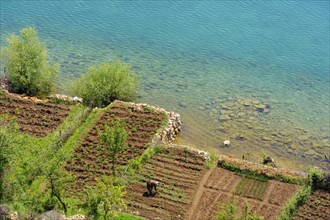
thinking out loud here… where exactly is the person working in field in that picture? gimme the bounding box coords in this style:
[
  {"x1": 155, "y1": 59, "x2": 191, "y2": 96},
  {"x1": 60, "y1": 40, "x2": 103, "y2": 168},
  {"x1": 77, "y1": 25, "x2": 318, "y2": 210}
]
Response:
[{"x1": 146, "y1": 179, "x2": 160, "y2": 195}]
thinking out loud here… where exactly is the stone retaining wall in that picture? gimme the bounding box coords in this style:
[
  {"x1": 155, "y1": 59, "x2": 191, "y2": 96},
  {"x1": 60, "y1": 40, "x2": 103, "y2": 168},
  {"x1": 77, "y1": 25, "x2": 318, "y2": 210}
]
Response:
[
  {"x1": 218, "y1": 154, "x2": 306, "y2": 180},
  {"x1": 113, "y1": 100, "x2": 182, "y2": 145}
]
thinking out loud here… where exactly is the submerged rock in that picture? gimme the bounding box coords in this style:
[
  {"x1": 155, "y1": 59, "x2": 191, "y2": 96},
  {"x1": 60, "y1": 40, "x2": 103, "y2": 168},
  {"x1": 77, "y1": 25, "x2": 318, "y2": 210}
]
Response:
[{"x1": 223, "y1": 140, "x2": 231, "y2": 146}]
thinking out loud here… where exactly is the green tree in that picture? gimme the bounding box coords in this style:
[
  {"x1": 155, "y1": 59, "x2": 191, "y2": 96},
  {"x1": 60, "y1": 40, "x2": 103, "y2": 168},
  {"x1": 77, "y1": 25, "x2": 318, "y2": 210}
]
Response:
[
  {"x1": 2, "y1": 26, "x2": 59, "y2": 96},
  {"x1": 45, "y1": 150, "x2": 73, "y2": 215},
  {"x1": 69, "y1": 60, "x2": 139, "y2": 107},
  {"x1": 0, "y1": 115, "x2": 19, "y2": 202},
  {"x1": 99, "y1": 120, "x2": 127, "y2": 176},
  {"x1": 85, "y1": 176, "x2": 126, "y2": 220}
]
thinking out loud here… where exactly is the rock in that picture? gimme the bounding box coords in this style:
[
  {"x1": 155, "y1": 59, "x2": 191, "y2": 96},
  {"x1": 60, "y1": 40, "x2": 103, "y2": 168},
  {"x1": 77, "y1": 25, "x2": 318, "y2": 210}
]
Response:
[
  {"x1": 290, "y1": 144, "x2": 298, "y2": 150},
  {"x1": 298, "y1": 135, "x2": 310, "y2": 141},
  {"x1": 286, "y1": 148, "x2": 294, "y2": 153},
  {"x1": 72, "y1": 96, "x2": 83, "y2": 103},
  {"x1": 223, "y1": 140, "x2": 231, "y2": 146},
  {"x1": 0, "y1": 205, "x2": 10, "y2": 220},
  {"x1": 219, "y1": 115, "x2": 231, "y2": 121},
  {"x1": 178, "y1": 102, "x2": 187, "y2": 108},
  {"x1": 254, "y1": 104, "x2": 266, "y2": 112},
  {"x1": 38, "y1": 210, "x2": 64, "y2": 220},
  {"x1": 305, "y1": 149, "x2": 316, "y2": 156},
  {"x1": 236, "y1": 134, "x2": 245, "y2": 141},
  {"x1": 64, "y1": 214, "x2": 88, "y2": 220},
  {"x1": 262, "y1": 136, "x2": 272, "y2": 141}
]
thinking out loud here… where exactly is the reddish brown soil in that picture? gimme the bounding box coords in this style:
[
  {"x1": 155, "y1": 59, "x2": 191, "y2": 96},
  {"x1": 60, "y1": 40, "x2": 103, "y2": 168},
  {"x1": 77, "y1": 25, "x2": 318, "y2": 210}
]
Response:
[
  {"x1": 65, "y1": 102, "x2": 166, "y2": 191},
  {"x1": 293, "y1": 190, "x2": 330, "y2": 220},
  {"x1": 190, "y1": 167, "x2": 300, "y2": 220},
  {"x1": 0, "y1": 91, "x2": 73, "y2": 137},
  {"x1": 125, "y1": 147, "x2": 206, "y2": 220}
]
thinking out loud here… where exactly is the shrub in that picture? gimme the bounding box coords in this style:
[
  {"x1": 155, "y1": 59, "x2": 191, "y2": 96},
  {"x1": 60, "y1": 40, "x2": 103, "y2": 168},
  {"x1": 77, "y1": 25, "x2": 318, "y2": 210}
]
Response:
[
  {"x1": 69, "y1": 60, "x2": 139, "y2": 107},
  {"x1": 307, "y1": 167, "x2": 324, "y2": 190},
  {"x1": 2, "y1": 27, "x2": 59, "y2": 97},
  {"x1": 85, "y1": 176, "x2": 126, "y2": 220}
]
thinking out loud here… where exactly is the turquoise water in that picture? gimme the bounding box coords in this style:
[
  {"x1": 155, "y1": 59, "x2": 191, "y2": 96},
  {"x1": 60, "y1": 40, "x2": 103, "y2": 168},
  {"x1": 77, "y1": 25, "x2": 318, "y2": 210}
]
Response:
[{"x1": 1, "y1": 1, "x2": 329, "y2": 171}]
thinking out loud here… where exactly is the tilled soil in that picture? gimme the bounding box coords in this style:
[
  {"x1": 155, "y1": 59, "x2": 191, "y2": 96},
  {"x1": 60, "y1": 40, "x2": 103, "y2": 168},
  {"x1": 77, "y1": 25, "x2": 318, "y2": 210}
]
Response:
[
  {"x1": 190, "y1": 167, "x2": 300, "y2": 220},
  {"x1": 65, "y1": 102, "x2": 166, "y2": 191},
  {"x1": 292, "y1": 190, "x2": 330, "y2": 220},
  {"x1": 125, "y1": 147, "x2": 206, "y2": 220},
  {"x1": 0, "y1": 91, "x2": 73, "y2": 137}
]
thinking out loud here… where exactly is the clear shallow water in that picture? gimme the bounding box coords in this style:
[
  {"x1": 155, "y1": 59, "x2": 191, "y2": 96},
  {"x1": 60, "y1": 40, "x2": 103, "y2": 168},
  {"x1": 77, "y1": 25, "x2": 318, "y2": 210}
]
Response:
[{"x1": 1, "y1": 1, "x2": 329, "y2": 171}]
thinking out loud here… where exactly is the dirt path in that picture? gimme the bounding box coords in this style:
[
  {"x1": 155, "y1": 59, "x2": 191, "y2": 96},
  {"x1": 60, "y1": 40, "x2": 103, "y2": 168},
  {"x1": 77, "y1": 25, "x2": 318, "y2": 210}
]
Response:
[{"x1": 187, "y1": 163, "x2": 217, "y2": 220}]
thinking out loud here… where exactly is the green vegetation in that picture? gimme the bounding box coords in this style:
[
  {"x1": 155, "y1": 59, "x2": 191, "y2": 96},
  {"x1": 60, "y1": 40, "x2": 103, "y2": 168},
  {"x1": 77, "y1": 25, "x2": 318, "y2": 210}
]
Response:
[
  {"x1": 218, "y1": 160, "x2": 304, "y2": 184},
  {"x1": 0, "y1": 114, "x2": 19, "y2": 202},
  {"x1": 218, "y1": 161, "x2": 269, "y2": 182},
  {"x1": 69, "y1": 60, "x2": 139, "y2": 107},
  {"x1": 98, "y1": 120, "x2": 128, "y2": 176},
  {"x1": 277, "y1": 167, "x2": 327, "y2": 219},
  {"x1": 234, "y1": 177, "x2": 268, "y2": 200},
  {"x1": 2, "y1": 27, "x2": 59, "y2": 97},
  {"x1": 0, "y1": 105, "x2": 88, "y2": 217},
  {"x1": 216, "y1": 196, "x2": 264, "y2": 220},
  {"x1": 205, "y1": 154, "x2": 218, "y2": 170},
  {"x1": 122, "y1": 145, "x2": 163, "y2": 179},
  {"x1": 85, "y1": 176, "x2": 126, "y2": 220},
  {"x1": 277, "y1": 184, "x2": 311, "y2": 220}
]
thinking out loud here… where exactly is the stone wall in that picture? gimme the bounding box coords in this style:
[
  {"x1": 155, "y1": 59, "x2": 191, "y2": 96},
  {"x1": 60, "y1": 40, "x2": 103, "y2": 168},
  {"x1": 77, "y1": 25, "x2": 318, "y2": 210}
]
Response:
[
  {"x1": 113, "y1": 100, "x2": 182, "y2": 145},
  {"x1": 152, "y1": 111, "x2": 181, "y2": 144},
  {"x1": 218, "y1": 154, "x2": 306, "y2": 180}
]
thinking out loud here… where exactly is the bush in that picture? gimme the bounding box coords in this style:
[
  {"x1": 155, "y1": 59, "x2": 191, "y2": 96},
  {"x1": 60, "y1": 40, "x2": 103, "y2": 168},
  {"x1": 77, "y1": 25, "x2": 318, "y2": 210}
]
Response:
[
  {"x1": 85, "y1": 176, "x2": 126, "y2": 220},
  {"x1": 2, "y1": 27, "x2": 59, "y2": 97},
  {"x1": 307, "y1": 167, "x2": 325, "y2": 190},
  {"x1": 69, "y1": 60, "x2": 139, "y2": 107}
]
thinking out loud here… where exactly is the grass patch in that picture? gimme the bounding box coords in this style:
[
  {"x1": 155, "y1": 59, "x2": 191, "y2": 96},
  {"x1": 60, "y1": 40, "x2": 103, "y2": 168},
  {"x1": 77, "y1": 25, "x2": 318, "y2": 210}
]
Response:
[
  {"x1": 205, "y1": 154, "x2": 218, "y2": 170},
  {"x1": 218, "y1": 160, "x2": 304, "y2": 184},
  {"x1": 234, "y1": 177, "x2": 268, "y2": 200}
]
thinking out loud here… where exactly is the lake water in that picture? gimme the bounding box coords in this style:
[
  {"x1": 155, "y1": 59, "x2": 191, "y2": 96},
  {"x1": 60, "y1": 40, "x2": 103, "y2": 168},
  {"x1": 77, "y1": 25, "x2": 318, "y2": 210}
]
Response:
[{"x1": 1, "y1": 1, "x2": 329, "y2": 171}]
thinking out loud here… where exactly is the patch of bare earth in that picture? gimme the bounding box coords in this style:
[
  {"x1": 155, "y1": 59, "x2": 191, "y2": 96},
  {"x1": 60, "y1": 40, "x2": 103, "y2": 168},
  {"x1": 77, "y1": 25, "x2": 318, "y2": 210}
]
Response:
[
  {"x1": 0, "y1": 91, "x2": 73, "y2": 137},
  {"x1": 125, "y1": 147, "x2": 207, "y2": 220},
  {"x1": 65, "y1": 102, "x2": 166, "y2": 192},
  {"x1": 293, "y1": 190, "x2": 330, "y2": 220},
  {"x1": 190, "y1": 166, "x2": 300, "y2": 220}
]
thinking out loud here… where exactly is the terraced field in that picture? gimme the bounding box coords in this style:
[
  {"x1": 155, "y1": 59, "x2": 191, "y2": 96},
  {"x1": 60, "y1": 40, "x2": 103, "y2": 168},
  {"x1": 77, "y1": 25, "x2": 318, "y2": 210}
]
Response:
[
  {"x1": 65, "y1": 102, "x2": 167, "y2": 191},
  {"x1": 125, "y1": 147, "x2": 207, "y2": 219},
  {"x1": 190, "y1": 167, "x2": 300, "y2": 220},
  {"x1": 293, "y1": 190, "x2": 330, "y2": 220},
  {"x1": 0, "y1": 90, "x2": 74, "y2": 137}
]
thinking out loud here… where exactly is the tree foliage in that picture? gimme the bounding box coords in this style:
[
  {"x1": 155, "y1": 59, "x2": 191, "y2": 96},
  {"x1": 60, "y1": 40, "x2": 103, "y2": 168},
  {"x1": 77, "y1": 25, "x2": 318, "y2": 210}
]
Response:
[
  {"x1": 0, "y1": 115, "x2": 19, "y2": 202},
  {"x1": 2, "y1": 26, "x2": 59, "y2": 96},
  {"x1": 69, "y1": 60, "x2": 139, "y2": 107},
  {"x1": 85, "y1": 176, "x2": 126, "y2": 220},
  {"x1": 98, "y1": 120, "x2": 127, "y2": 176}
]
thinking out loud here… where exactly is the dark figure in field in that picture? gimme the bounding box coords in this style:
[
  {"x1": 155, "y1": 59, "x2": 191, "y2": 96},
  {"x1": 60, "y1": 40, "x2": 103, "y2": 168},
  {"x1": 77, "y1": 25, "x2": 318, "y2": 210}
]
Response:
[
  {"x1": 263, "y1": 156, "x2": 276, "y2": 167},
  {"x1": 146, "y1": 180, "x2": 159, "y2": 195}
]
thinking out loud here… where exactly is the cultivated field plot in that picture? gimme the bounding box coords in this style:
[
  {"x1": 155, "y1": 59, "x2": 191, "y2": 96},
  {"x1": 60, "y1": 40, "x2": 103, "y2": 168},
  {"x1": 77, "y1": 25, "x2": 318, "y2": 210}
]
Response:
[
  {"x1": 293, "y1": 190, "x2": 330, "y2": 220},
  {"x1": 191, "y1": 167, "x2": 300, "y2": 220},
  {"x1": 65, "y1": 102, "x2": 167, "y2": 190},
  {"x1": 125, "y1": 147, "x2": 206, "y2": 220},
  {"x1": 0, "y1": 91, "x2": 73, "y2": 137}
]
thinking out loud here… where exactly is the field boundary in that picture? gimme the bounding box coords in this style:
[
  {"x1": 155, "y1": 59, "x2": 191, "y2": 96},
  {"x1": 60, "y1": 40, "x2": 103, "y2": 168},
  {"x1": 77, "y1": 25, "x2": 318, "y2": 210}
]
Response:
[
  {"x1": 187, "y1": 163, "x2": 217, "y2": 220},
  {"x1": 218, "y1": 155, "x2": 306, "y2": 184}
]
